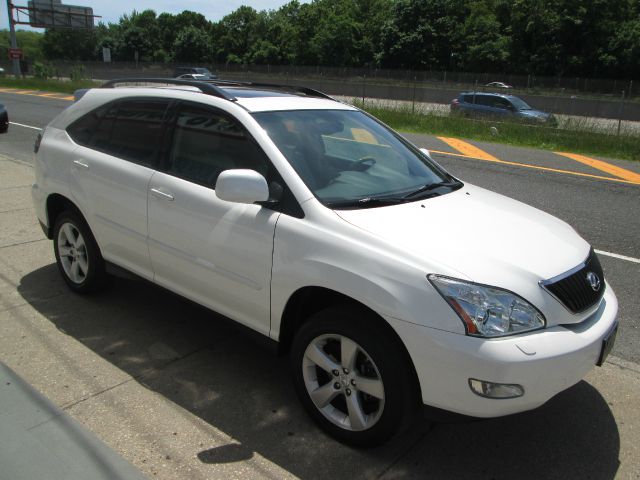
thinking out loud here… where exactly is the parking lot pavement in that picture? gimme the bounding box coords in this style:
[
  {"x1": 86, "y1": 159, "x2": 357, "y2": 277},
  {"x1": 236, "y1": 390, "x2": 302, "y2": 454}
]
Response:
[{"x1": 1, "y1": 154, "x2": 640, "y2": 479}]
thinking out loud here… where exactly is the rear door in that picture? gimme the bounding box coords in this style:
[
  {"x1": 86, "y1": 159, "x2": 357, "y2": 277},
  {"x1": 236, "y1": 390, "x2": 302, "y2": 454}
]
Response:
[
  {"x1": 146, "y1": 102, "x2": 280, "y2": 335},
  {"x1": 67, "y1": 97, "x2": 170, "y2": 279}
]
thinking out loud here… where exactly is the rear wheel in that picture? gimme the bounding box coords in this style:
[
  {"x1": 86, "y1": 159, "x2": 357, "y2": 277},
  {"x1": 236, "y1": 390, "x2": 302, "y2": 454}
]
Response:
[
  {"x1": 53, "y1": 211, "x2": 106, "y2": 293},
  {"x1": 291, "y1": 306, "x2": 418, "y2": 447}
]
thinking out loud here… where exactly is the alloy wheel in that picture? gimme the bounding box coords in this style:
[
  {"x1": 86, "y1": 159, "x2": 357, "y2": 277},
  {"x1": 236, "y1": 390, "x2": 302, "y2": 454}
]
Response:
[{"x1": 302, "y1": 334, "x2": 385, "y2": 432}]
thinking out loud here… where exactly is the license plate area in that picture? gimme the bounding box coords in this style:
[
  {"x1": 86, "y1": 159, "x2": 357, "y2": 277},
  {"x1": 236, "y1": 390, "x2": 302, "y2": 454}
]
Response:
[{"x1": 596, "y1": 323, "x2": 618, "y2": 367}]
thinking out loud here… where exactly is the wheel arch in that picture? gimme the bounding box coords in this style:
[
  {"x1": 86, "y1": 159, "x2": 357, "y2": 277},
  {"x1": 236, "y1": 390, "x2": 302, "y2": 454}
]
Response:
[
  {"x1": 277, "y1": 286, "x2": 421, "y2": 402},
  {"x1": 45, "y1": 193, "x2": 87, "y2": 239}
]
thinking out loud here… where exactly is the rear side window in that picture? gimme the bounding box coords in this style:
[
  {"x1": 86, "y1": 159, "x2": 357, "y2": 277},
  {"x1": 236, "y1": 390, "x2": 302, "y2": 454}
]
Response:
[
  {"x1": 107, "y1": 99, "x2": 169, "y2": 167},
  {"x1": 91, "y1": 103, "x2": 118, "y2": 152},
  {"x1": 67, "y1": 103, "x2": 110, "y2": 147},
  {"x1": 167, "y1": 104, "x2": 271, "y2": 187},
  {"x1": 67, "y1": 98, "x2": 169, "y2": 168}
]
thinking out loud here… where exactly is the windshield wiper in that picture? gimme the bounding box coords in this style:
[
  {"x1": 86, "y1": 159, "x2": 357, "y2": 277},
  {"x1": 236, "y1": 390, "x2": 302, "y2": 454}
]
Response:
[
  {"x1": 325, "y1": 196, "x2": 407, "y2": 209},
  {"x1": 402, "y1": 180, "x2": 463, "y2": 199}
]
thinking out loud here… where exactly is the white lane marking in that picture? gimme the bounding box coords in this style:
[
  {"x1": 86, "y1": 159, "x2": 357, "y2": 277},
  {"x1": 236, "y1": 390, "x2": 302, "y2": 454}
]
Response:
[
  {"x1": 595, "y1": 249, "x2": 640, "y2": 264},
  {"x1": 9, "y1": 121, "x2": 43, "y2": 131}
]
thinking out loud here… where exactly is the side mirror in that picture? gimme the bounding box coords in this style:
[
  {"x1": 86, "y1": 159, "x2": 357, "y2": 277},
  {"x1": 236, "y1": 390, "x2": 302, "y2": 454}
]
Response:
[
  {"x1": 215, "y1": 169, "x2": 269, "y2": 204},
  {"x1": 419, "y1": 148, "x2": 434, "y2": 161},
  {"x1": 420, "y1": 147, "x2": 447, "y2": 171}
]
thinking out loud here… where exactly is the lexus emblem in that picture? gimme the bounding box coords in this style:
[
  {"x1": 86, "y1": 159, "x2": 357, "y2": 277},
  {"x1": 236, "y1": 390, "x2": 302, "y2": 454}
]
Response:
[{"x1": 586, "y1": 272, "x2": 601, "y2": 292}]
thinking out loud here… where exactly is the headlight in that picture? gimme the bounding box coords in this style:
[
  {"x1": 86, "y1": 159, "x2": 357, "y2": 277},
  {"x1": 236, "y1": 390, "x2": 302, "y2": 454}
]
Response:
[{"x1": 428, "y1": 275, "x2": 545, "y2": 337}]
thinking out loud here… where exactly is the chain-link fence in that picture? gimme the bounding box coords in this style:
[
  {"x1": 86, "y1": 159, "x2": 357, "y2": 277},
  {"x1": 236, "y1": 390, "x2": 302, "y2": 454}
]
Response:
[{"x1": 1, "y1": 60, "x2": 637, "y2": 121}]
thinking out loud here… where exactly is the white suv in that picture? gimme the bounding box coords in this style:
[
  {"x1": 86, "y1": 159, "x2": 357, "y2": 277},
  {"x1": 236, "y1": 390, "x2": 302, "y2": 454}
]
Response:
[{"x1": 32, "y1": 78, "x2": 618, "y2": 446}]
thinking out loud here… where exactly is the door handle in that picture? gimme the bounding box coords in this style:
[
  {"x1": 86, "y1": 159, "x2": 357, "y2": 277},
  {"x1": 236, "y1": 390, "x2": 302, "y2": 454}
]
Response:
[
  {"x1": 72, "y1": 160, "x2": 89, "y2": 169},
  {"x1": 149, "y1": 188, "x2": 174, "y2": 201}
]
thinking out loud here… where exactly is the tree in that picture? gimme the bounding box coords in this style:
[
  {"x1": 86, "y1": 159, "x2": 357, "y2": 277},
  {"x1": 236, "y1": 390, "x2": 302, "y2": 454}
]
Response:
[
  {"x1": 173, "y1": 26, "x2": 212, "y2": 63},
  {"x1": 41, "y1": 28, "x2": 97, "y2": 60},
  {"x1": 461, "y1": 1, "x2": 510, "y2": 72},
  {"x1": 213, "y1": 6, "x2": 265, "y2": 64},
  {"x1": 0, "y1": 30, "x2": 44, "y2": 61},
  {"x1": 379, "y1": 0, "x2": 466, "y2": 69}
]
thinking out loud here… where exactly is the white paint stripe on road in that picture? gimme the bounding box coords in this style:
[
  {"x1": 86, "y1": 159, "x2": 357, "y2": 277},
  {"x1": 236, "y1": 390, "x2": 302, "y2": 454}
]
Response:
[
  {"x1": 9, "y1": 122, "x2": 43, "y2": 131},
  {"x1": 595, "y1": 250, "x2": 640, "y2": 264}
]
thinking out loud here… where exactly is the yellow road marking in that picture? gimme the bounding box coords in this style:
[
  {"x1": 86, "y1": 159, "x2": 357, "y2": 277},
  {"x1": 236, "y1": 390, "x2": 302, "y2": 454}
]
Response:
[
  {"x1": 437, "y1": 137, "x2": 500, "y2": 161},
  {"x1": 429, "y1": 149, "x2": 640, "y2": 186},
  {"x1": 555, "y1": 151, "x2": 640, "y2": 183},
  {"x1": 0, "y1": 87, "x2": 73, "y2": 101}
]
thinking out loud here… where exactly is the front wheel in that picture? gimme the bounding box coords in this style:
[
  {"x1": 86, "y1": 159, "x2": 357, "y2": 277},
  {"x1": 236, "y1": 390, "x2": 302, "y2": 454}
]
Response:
[{"x1": 290, "y1": 307, "x2": 419, "y2": 447}]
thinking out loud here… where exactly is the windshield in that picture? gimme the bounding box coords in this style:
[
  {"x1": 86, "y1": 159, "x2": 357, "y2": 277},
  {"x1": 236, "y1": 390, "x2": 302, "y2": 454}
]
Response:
[
  {"x1": 253, "y1": 109, "x2": 458, "y2": 208},
  {"x1": 509, "y1": 97, "x2": 532, "y2": 110},
  {"x1": 195, "y1": 68, "x2": 212, "y2": 75}
]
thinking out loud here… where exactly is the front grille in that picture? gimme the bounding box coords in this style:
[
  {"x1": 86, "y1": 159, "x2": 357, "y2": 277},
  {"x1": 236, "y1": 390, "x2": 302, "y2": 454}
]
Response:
[{"x1": 541, "y1": 249, "x2": 605, "y2": 313}]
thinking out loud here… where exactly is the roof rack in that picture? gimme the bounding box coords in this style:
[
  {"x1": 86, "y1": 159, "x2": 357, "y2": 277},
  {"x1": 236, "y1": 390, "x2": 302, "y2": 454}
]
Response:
[
  {"x1": 206, "y1": 80, "x2": 335, "y2": 100},
  {"x1": 100, "y1": 77, "x2": 336, "y2": 102},
  {"x1": 101, "y1": 78, "x2": 237, "y2": 101}
]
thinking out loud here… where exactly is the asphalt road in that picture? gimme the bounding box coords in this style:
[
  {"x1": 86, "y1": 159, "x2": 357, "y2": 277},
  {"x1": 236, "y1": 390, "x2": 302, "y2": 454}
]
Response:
[{"x1": 1, "y1": 90, "x2": 638, "y2": 364}]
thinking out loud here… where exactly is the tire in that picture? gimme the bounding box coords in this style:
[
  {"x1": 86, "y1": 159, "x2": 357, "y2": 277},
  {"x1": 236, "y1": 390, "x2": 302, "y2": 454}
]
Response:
[
  {"x1": 53, "y1": 210, "x2": 107, "y2": 293},
  {"x1": 290, "y1": 306, "x2": 419, "y2": 447}
]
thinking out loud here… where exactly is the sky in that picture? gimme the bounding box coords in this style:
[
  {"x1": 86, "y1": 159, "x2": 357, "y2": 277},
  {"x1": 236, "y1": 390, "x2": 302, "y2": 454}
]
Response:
[{"x1": 2, "y1": 1, "x2": 304, "y2": 31}]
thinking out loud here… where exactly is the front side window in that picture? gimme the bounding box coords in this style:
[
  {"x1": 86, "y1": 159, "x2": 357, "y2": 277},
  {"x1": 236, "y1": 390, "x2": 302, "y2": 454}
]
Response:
[
  {"x1": 253, "y1": 109, "x2": 459, "y2": 208},
  {"x1": 167, "y1": 104, "x2": 270, "y2": 187},
  {"x1": 509, "y1": 97, "x2": 532, "y2": 111},
  {"x1": 492, "y1": 98, "x2": 512, "y2": 110}
]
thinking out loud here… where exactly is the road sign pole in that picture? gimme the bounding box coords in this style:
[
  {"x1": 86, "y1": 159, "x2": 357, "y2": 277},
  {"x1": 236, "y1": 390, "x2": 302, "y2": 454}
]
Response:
[{"x1": 6, "y1": 0, "x2": 22, "y2": 77}]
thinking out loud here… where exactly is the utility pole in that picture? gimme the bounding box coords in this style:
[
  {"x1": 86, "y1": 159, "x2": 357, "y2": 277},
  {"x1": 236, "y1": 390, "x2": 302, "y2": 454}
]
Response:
[{"x1": 6, "y1": 0, "x2": 22, "y2": 77}]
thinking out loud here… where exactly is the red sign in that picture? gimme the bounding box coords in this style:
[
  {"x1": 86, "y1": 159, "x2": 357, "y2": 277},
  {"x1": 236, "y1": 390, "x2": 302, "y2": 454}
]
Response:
[{"x1": 8, "y1": 48, "x2": 23, "y2": 60}]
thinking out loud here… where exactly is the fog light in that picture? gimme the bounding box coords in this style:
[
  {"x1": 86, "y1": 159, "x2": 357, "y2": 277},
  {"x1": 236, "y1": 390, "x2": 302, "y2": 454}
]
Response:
[{"x1": 469, "y1": 379, "x2": 524, "y2": 399}]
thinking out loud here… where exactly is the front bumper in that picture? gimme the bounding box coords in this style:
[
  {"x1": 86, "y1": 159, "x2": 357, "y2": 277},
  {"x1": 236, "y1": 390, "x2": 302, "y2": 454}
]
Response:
[{"x1": 387, "y1": 283, "x2": 618, "y2": 418}]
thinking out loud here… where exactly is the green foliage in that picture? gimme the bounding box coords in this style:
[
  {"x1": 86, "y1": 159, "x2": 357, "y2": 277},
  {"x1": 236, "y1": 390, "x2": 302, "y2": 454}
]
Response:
[
  {"x1": 70, "y1": 64, "x2": 86, "y2": 81},
  {"x1": 5, "y1": 0, "x2": 636, "y2": 79},
  {"x1": 41, "y1": 28, "x2": 97, "y2": 60},
  {"x1": 173, "y1": 26, "x2": 212, "y2": 63},
  {"x1": 0, "y1": 30, "x2": 44, "y2": 60},
  {"x1": 32, "y1": 61, "x2": 55, "y2": 79},
  {"x1": 358, "y1": 101, "x2": 640, "y2": 161},
  {"x1": 0, "y1": 77, "x2": 98, "y2": 93}
]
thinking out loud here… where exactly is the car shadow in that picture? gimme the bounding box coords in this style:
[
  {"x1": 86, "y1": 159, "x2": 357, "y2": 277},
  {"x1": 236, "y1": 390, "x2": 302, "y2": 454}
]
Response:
[{"x1": 18, "y1": 265, "x2": 620, "y2": 480}]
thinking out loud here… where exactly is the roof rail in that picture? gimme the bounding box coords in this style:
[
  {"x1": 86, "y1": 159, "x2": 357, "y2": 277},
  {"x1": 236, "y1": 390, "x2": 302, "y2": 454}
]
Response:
[
  {"x1": 101, "y1": 78, "x2": 237, "y2": 101},
  {"x1": 204, "y1": 80, "x2": 335, "y2": 100}
]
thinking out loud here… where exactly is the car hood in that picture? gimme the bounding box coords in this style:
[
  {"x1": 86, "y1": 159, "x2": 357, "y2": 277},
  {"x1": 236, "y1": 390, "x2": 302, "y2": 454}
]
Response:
[
  {"x1": 334, "y1": 183, "x2": 589, "y2": 287},
  {"x1": 519, "y1": 109, "x2": 550, "y2": 119}
]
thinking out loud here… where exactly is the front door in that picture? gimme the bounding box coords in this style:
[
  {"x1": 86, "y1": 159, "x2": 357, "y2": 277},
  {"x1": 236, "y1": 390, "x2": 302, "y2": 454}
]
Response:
[{"x1": 147, "y1": 103, "x2": 279, "y2": 335}]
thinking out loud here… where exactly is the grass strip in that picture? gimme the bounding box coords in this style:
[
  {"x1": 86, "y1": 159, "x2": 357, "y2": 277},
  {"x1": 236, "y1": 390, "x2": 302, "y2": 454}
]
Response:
[
  {"x1": 358, "y1": 102, "x2": 640, "y2": 162},
  {"x1": 0, "y1": 77, "x2": 100, "y2": 94}
]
